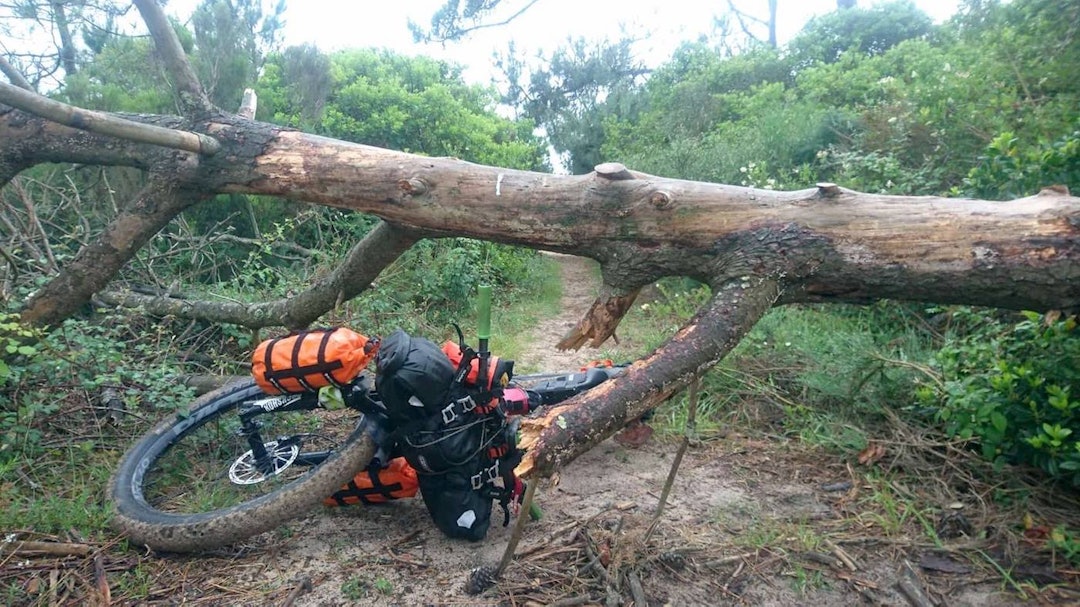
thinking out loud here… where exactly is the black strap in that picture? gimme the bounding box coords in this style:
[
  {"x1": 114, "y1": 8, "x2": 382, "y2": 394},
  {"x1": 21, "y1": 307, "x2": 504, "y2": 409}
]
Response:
[
  {"x1": 262, "y1": 337, "x2": 286, "y2": 393},
  {"x1": 453, "y1": 345, "x2": 477, "y2": 385},
  {"x1": 329, "y1": 474, "x2": 405, "y2": 505}
]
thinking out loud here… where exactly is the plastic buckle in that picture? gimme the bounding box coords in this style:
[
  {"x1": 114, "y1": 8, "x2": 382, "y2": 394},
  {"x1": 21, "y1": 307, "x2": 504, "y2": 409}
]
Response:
[
  {"x1": 441, "y1": 403, "x2": 457, "y2": 425},
  {"x1": 457, "y1": 395, "x2": 476, "y2": 413},
  {"x1": 471, "y1": 462, "x2": 500, "y2": 490}
]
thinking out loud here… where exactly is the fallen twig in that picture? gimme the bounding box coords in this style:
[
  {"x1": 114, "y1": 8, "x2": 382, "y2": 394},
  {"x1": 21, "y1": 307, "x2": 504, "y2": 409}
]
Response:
[
  {"x1": 824, "y1": 538, "x2": 858, "y2": 571},
  {"x1": 896, "y1": 560, "x2": 935, "y2": 607},
  {"x1": 279, "y1": 576, "x2": 312, "y2": 607},
  {"x1": 0, "y1": 540, "x2": 93, "y2": 557}
]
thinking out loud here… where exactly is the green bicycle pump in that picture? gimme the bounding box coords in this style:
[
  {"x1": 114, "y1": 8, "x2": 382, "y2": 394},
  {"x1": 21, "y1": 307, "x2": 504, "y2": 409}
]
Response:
[{"x1": 475, "y1": 285, "x2": 541, "y2": 521}]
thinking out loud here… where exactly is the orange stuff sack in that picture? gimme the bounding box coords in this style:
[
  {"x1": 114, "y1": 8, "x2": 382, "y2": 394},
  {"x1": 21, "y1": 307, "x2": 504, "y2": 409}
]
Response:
[
  {"x1": 440, "y1": 341, "x2": 514, "y2": 391},
  {"x1": 323, "y1": 457, "x2": 419, "y2": 506},
  {"x1": 252, "y1": 327, "x2": 376, "y2": 394}
]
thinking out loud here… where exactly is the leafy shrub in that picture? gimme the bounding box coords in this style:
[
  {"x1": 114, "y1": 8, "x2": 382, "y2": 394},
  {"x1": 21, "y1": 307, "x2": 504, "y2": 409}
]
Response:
[
  {"x1": 0, "y1": 314, "x2": 196, "y2": 464},
  {"x1": 963, "y1": 125, "x2": 1080, "y2": 200},
  {"x1": 344, "y1": 238, "x2": 541, "y2": 336},
  {"x1": 918, "y1": 310, "x2": 1080, "y2": 486}
]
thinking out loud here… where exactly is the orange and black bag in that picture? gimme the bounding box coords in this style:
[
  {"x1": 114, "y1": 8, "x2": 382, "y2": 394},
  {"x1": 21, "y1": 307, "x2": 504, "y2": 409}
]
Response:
[
  {"x1": 440, "y1": 341, "x2": 514, "y2": 392},
  {"x1": 252, "y1": 327, "x2": 377, "y2": 394},
  {"x1": 323, "y1": 457, "x2": 419, "y2": 506}
]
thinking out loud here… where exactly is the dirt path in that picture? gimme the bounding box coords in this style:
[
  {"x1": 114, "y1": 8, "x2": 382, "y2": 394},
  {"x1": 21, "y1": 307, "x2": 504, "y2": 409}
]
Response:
[
  {"x1": 138, "y1": 255, "x2": 1032, "y2": 606},
  {"x1": 516, "y1": 252, "x2": 640, "y2": 372}
]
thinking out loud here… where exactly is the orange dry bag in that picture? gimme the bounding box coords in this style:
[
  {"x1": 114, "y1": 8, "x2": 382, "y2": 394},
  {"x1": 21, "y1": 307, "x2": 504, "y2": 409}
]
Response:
[
  {"x1": 440, "y1": 340, "x2": 513, "y2": 391},
  {"x1": 251, "y1": 327, "x2": 377, "y2": 394},
  {"x1": 323, "y1": 457, "x2": 419, "y2": 506}
]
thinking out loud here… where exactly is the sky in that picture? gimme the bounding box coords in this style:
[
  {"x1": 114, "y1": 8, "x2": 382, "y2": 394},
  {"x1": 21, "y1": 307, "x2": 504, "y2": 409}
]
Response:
[
  {"x1": 269, "y1": 0, "x2": 964, "y2": 84},
  {"x1": 0, "y1": 1, "x2": 963, "y2": 90}
]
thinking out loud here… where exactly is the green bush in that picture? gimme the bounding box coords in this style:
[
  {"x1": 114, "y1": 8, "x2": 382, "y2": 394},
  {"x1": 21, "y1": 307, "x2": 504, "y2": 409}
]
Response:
[
  {"x1": 0, "y1": 314, "x2": 197, "y2": 465},
  {"x1": 918, "y1": 309, "x2": 1080, "y2": 485},
  {"x1": 963, "y1": 124, "x2": 1080, "y2": 200},
  {"x1": 345, "y1": 238, "x2": 541, "y2": 337}
]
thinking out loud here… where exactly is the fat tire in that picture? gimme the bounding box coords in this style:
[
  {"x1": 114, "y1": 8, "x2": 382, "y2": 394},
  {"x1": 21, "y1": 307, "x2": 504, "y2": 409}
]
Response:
[{"x1": 110, "y1": 378, "x2": 375, "y2": 553}]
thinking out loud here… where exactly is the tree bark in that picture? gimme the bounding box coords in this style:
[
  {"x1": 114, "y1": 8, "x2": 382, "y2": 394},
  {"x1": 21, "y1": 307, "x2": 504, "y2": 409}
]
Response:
[
  {"x1": 221, "y1": 132, "x2": 1080, "y2": 315},
  {"x1": 0, "y1": 82, "x2": 220, "y2": 155},
  {"x1": 1, "y1": 107, "x2": 183, "y2": 186},
  {"x1": 518, "y1": 276, "x2": 781, "y2": 478},
  {"x1": 95, "y1": 221, "x2": 421, "y2": 329}
]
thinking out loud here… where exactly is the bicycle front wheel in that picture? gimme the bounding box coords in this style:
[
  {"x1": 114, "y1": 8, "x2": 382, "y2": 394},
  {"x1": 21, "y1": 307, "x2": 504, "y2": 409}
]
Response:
[{"x1": 110, "y1": 378, "x2": 376, "y2": 552}]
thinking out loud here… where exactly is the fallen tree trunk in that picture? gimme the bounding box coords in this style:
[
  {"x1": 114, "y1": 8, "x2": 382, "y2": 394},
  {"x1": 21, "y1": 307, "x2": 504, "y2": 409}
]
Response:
[
  {"x1": 223, "y1": 130, "x2": 1080, "y2": 317},
  {"x1": 3, "y1": 88, "x2": 1080, "y2": 479}
]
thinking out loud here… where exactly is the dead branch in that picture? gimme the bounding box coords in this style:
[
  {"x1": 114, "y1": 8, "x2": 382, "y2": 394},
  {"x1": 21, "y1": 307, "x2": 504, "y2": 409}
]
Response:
[
  {"x1": 95, "y1": 221, "x2": 420, "y2": 329},
  {"x1": 645, "y1": 374, "x2": 700, "y2": 542},
  {"x1": 0, "y1": 55, "x2": 32, "y2": 90},
  {"x1": 0, "y1": 540, "x2": 93, "y2": 557},
  {"x1": 0, "y1": 82, "x2": 220, "y2": 155},
  {"x1": 21, "y1": 178, "x2": 204, "y2": 327},
  {"x1": 132, "y1": 0, "x2": 213, "y2": 116},
  {"x1": 518, "y1": 277, "x2": 781, "y2": 479}
]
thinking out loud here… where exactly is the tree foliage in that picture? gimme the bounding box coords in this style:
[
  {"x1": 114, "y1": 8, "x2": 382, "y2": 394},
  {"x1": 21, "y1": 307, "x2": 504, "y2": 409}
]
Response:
[{"x1": 499, "y1": 37, "x2": 649, "y2": 174}]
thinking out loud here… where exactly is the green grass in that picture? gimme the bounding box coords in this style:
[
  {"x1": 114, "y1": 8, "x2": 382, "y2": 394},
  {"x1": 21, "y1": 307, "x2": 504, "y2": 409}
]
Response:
[
  {"x1": 608, "y1": 279, "x2": 940, "y2": 447},
  {"x1": 0, "y1": 447, "x2": 117, "y2": 537},
  {"x1": 485, "y1": 253, "x2": 563, "y2": 365}
]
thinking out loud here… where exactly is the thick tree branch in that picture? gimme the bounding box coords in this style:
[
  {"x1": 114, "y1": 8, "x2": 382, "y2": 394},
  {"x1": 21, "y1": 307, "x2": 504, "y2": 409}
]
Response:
[
  {"x1": 0, "y1": 108, "x2": 184, "y2": 191},
  {"x1": 0, "y1": 56, "x2": 33, "y2": 90},
  {"x1": 49, "y1": 1, "x2": 79, "y2": 77},
  {"x1": 0, "y1": 83, "x2": 220, "y2": 155},
  {"x1": 95, "y1": 221, "x2": 420, "y2": 329},
  {"x1": 132, "y1": 0, "x2": 213, "y2": 116},
  {"x1": 21, "y1": 176, "x2": 204, "y2": 327},
  {"x1": 517, "y1": 276, "x2": 782, "y2": 478},
  {"x1": 7, "y1": 109, "x2": 1080, "y2": 334}
]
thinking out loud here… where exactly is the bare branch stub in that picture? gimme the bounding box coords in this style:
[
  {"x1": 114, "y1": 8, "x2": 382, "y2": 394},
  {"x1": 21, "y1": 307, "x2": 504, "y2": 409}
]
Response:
[
  {"x1": 238, "y1": 89, "x2": 258, "y2": 119},
  {"x1": 557, "y1": 286, "x2": 641, "y2": 350},
  {"x1": 594, "y1": 162, "x2": 636, "y2": 181},
  {"x1": 816, "y1": 182, "x2": 841, "y2": 197}
]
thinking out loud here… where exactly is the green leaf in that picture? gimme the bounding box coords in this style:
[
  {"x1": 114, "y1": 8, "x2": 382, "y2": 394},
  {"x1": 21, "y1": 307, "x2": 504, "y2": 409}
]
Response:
[{"x1": 990, "y1": 412, "x2": 1008, "y2": 433}]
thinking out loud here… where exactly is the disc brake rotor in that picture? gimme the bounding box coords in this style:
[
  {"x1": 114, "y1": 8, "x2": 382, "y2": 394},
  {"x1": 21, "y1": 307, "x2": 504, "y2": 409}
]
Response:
[{"x1": 228, "y1": 440, "x2": 300, "y2": 485}]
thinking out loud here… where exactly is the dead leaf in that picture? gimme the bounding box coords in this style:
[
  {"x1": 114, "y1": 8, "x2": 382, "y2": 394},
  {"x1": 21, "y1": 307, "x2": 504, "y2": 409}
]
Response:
[
  {"x1": 614, "y1": 421, "x2": 653, "y2": 448},
  {"x1": 857, "y1": 443, "x2": 886, "y2": 466}
]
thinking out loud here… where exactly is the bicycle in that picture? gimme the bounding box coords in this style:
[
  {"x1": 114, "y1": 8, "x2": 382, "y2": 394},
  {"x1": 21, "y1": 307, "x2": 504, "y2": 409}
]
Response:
[{"x1": 109, "y1": 347, "x2": 623, "y2": 552}]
